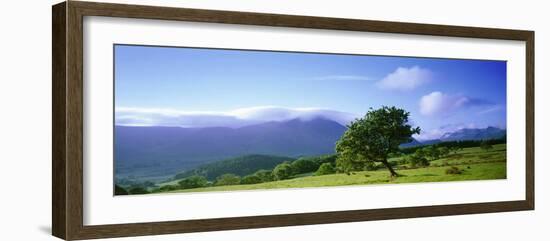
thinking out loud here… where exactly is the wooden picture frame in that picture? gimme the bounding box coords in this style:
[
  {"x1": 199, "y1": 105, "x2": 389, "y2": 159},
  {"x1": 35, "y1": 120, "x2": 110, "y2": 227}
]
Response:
[{"x1": 52, "y1": 1, "x2": 534, "y2": 240}]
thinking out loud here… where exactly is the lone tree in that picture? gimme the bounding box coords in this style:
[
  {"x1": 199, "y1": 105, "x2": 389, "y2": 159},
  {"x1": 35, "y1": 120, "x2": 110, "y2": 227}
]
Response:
[{"x1": 336, "y1": 106, "x2": 420, "y2": 177}]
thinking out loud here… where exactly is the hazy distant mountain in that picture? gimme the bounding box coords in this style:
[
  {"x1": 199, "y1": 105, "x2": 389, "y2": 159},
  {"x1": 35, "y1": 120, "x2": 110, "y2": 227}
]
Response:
[
  {"x1": 115, "y1": 118, "x2": 346, "y2": 181},
  {"x1": 401, "y1": 127, "x2": 506, "y2": 148},
  {"x1": 440, "y1": 127, "x2": 506, "y2": 142},
  {"x1": 399, "y1": 138, "x2": 424, "y2": 148}
]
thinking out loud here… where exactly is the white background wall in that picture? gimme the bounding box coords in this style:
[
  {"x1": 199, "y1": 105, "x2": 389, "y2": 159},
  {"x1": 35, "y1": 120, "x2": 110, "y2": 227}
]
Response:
[{"x1": 0, "y1": 0, "x2": 547, "y2": 240}]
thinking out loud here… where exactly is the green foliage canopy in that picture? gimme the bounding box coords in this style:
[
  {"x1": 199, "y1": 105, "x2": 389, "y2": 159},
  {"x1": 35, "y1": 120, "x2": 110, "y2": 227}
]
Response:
[
  {"x1": 174, "y1": 155, "x2": 294, "y2": 181},
  {"x1": 336, "y1": 106, "x2": 420, "y2": 176},
  {"x1": 241, "y1": 174, "x2": 262, "y2": 184},
  {"x1": 157, "y1": 185, "x2": 179, "y2": 192},
  {"x1": 480, "y1": 140, "x2": 493, "y2": 152},
  {"x1": 128, "y1": 187, "x2": 149, "y2": 195},
  {"x1": 273, "y1": 162, "x2": 293, "y2": 180},
  {"x1": 336, "y1": 157, "x2": 366, "y2": 173},
  {"x1": 425, "y1": 146, "x2": 441, "y2": 161},
  {"x1": 253, "y1": 169, "x2": 274, "y2": 183},
  {"x1": 291, "y1": 158, "x2": 318, "y2": 174},
  {"x1": 407, "y1": 153, "x2": 430, "y2": 168},
  {"x1": 178, "y1": 175, "x2": 208, "y2": 189},
  {"x1": 114, "y1": 185, "x2": 128, "y2": 195},
  {"x1": 438, "y1": 146, "x2": 450, "y2": 157},
  {"x1": 315, "y1": 163, "x2": 336, "y2": 176},
  {"x1": 215, "y1": 174, "x2": 241, "y2": 186}
]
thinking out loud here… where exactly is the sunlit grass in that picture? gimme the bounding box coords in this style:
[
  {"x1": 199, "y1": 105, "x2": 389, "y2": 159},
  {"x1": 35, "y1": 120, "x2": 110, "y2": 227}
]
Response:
[{"x1": 162, "y1": 144, "x2": 506, "y2": 193}]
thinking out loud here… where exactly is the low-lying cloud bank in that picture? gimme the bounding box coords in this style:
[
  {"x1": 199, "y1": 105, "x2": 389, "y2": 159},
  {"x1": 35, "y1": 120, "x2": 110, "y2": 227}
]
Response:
[
  {"x1": 414, "y1": 123, "x2": 478, "y2": 141},
  {"x1": 115, "y1": 106, "x2": 361, "y2": 128},
  {"x1": 413, "y1": 122, "x2": 506, "y2": 141}
]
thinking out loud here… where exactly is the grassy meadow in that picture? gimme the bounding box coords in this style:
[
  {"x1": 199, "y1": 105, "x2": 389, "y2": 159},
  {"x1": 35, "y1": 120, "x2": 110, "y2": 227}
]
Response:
[
  {"x1": 113, "y1": 46, "x2": 508, "y2": 196},
  {"x1": 159, "y1": 144, "x2": 506, "y2": 194}
]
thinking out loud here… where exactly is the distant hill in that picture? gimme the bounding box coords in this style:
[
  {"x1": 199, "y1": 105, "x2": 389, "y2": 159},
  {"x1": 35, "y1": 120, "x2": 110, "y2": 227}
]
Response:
[
  {"x1": 173, "y1": 154, "x2": 295, "y2": 181},
  {"x1": 399, "y1": 138, "x2": 423, "y2": 148},
  {"x1": 440, "y1": 127, "x2": 506, "y2": 142},
  {"x1": 401, "y1": 127, "x2": 506, "y2": 148},
  {"x1": 419, "y1": 139, "x2": 442, "y2": 146},
  {"x1": 115, "y1": 118, "x2": 346, "y2": 181}
]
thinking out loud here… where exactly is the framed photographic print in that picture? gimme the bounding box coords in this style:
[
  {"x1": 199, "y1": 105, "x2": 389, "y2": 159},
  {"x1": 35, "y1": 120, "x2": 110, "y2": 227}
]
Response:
[{"x1": 52, "y1": 1, "x2": 534, "y2": 240}]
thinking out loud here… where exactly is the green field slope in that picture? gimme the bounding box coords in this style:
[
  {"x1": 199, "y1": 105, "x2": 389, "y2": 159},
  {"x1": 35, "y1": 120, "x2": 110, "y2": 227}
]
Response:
[
  {"x1": 172, "y1": 154, "x2": 295, "y2": 181},
  {"x1": 165, "y1": 144, "x2": 506, "y2": 193}
]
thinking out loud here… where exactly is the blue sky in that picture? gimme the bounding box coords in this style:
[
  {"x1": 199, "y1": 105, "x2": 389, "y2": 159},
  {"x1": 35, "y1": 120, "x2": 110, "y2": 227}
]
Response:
[{"x1": 114, "y1": 44, "x2": 506, "y2": 140}]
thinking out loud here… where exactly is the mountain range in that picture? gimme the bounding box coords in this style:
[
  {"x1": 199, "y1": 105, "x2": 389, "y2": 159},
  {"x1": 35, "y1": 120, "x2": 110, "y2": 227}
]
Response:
[
  {"x1": 115, "y1": 118, "x2": 505, "y2": 181},
  {"x1": 440, "y1": 126, "x2": 506, "y2": 141},
  {"x1": 401, "y1": 126, "x2": 506, "y2": 147},
  {"x1": 115, "y1": 118, "x2": 346, "y2": 181}
]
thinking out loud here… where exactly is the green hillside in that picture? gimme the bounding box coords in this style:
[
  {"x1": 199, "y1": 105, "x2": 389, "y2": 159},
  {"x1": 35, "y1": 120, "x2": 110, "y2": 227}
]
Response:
[
  {"x1": 172, "y1": 154, "x2": 296, "y2": 181},
  {"x1": 165, "y1": 144, "x2": 506, "y2": 193},
  {"x1": 168, "y1": 163, "x2": 505, "y2": 193}
]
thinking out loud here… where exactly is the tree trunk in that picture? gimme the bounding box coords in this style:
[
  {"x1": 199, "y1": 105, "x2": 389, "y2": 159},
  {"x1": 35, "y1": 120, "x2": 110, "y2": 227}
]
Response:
[{"x1": 381, "y1": 159, "x2": 398, "y2": 177}]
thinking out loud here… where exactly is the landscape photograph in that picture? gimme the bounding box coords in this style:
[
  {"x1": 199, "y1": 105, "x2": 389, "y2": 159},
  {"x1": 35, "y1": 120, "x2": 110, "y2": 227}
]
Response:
[{"x1": 113, "y1": 44, "x2": 507, "y2": 196}]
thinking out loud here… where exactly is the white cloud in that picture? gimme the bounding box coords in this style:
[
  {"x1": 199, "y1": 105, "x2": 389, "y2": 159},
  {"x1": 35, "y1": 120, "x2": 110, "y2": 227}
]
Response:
[
  {"x1": 376, "y1": 66, "x2": 432, "y2": 91},
  {"x1": 478, "y1": 105, "x2": 503, "y2": 115},
  {"x1": 419, "y1": 91, "x2": 465, "y2": 116},
  {"x1": 115, "y1": 106, "x2": 361, "y2": 128},
  {"x1": 414, "y1": 123, "x2": 477, "y2": 141},
  {"x1": 419, "y1": 91, "x2": 491, "y2": 116}
]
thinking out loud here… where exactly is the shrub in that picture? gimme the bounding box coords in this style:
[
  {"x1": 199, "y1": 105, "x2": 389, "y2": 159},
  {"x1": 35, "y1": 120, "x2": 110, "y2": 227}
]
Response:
[
  {"x1": 450, "y1": 146, "x2": 460, "y2": 154},
  {"x1": 291, "y1": 158, "x2": 319, "y2": 174},
  {"x1": 158, "y1": 184, "x2": 179, "y2": 192},
  {"x1": 414, "y1": 148, "x2": 427, "y2": 159},
  {"x1": 315, "y1": 154, "x2": 338, "y2": 166},
  {"x1": 178, "y1": 175, "x2": 208, "y2": 189},
  {"x1": 254, "y1": 169, "x2": 274, "y2": 182},
  {"x1": 445, "y1": 166, "x2": 463, "y2": 175},
  {"x1": 241, "y1": 174, "x2": 262, "y2": 184},
  {"x1": 114, "y1": 185, "x2": 128, "y2": 195},
  {"x1": 128, "y1": 187, "x2": 149, "y2": 195},
  {"x1": 215, "y1": 173, "x2": 241, "y2": 186},
  {"x1": 408, "y1": 154, "x2": 430, "y2": 168},
  {"x1": 273, "y1": 162, "x2": 294, "y2": 180},
  {"x1": 438, "y1": 147, "x2": 450, "y2": 157},
  {"x1": 315, "y1": 163, "x2": 336, "y2": 176},
  {"x1": 425, "y1": 146, "x2": 441, "y2": 161}
]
